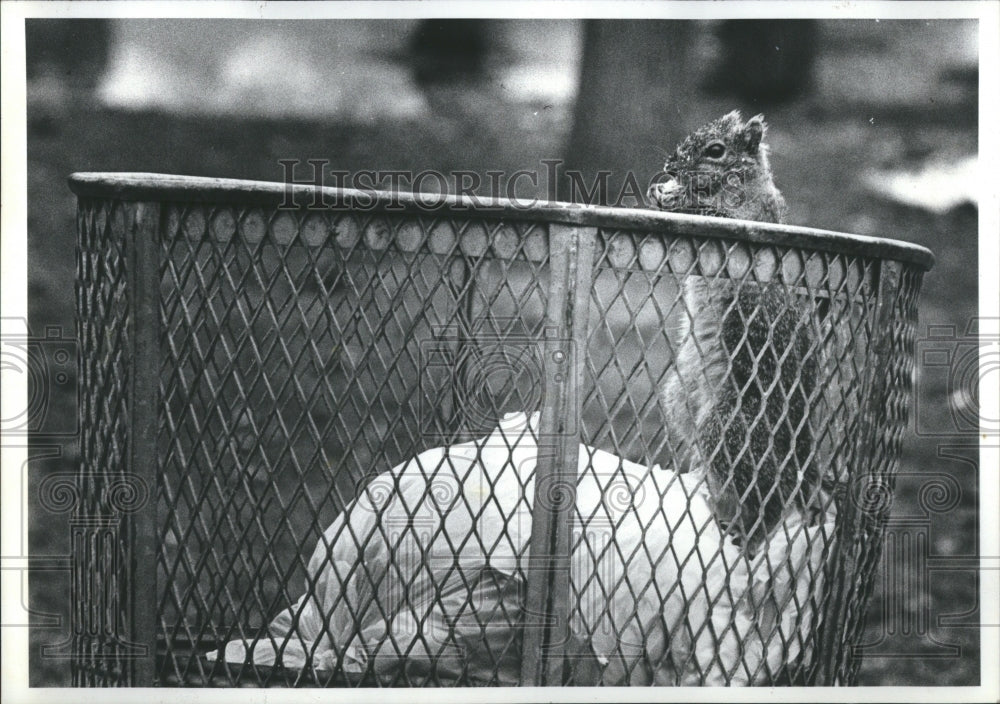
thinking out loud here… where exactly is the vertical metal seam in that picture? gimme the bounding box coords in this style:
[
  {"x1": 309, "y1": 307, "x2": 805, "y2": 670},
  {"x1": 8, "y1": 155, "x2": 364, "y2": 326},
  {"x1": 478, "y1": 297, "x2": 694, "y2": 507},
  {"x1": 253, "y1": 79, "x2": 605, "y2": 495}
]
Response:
[
  {"x1": 72, "y1": 197, "x2": 87, "y2": 686},
  {"x1": 128, "y1": 200, "x2": 162, "y2": 685},
  {"x1": 520, "y1": 223, "x2": 596, "y2": 686},
  {"x1": 444, "y1": 256, "x2": 473, "y2": 433}
]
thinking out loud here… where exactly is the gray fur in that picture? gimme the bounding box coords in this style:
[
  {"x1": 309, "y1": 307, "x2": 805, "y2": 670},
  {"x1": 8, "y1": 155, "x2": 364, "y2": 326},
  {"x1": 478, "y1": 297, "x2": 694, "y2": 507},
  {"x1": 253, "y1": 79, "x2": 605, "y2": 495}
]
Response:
[{"x1": 651, "y1": 112, "x2": 820, "y2": 551}]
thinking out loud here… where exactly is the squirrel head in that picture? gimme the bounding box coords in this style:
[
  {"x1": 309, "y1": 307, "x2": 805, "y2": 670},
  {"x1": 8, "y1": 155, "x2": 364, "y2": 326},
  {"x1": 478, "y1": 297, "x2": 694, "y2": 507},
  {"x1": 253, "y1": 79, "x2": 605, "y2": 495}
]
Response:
[{"x1": 648, "y1": 111, "x2": 785, "y2": 223}]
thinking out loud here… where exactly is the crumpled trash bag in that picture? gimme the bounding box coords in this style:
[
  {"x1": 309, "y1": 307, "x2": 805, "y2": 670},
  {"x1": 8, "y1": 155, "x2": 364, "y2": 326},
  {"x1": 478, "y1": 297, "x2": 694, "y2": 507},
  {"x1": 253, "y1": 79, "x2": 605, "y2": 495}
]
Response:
[{"x1": 208, "y1": 411, "x2": 834, "y2": 685}]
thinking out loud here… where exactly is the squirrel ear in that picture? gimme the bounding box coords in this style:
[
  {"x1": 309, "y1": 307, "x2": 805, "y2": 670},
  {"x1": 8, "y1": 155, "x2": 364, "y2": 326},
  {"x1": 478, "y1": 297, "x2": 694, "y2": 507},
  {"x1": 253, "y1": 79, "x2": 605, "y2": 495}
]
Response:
[{"x1": 743, "y1": 114, "x2": 765, "y2": 154}]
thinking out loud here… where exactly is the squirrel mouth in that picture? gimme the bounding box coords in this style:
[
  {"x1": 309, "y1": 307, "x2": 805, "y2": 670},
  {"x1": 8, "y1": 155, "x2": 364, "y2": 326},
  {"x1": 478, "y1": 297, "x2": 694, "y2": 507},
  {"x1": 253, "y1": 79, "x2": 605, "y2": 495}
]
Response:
[
  {"x1": 648, "y1": 177, "x2": 729, "y2": 219},
  {"x1": 647, "y1": 178, "x2": 684, "y2": 209}
]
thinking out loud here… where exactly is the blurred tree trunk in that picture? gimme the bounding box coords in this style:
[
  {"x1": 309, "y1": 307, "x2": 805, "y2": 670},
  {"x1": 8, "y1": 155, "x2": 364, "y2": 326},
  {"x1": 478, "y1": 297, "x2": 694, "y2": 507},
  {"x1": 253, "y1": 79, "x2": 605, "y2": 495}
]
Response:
[
  {"x1": 560, "y1": 21, "x2": 696, "y2": 205},
  {"x1": 708, "y1": 20, "x2": 819, "y2": 104},
  {"x1": 408, "y1": 19, "x2": 489, "y2": 87},
  {"x1": 25, "y1": 19, "x2": 111, "y2": 90}
]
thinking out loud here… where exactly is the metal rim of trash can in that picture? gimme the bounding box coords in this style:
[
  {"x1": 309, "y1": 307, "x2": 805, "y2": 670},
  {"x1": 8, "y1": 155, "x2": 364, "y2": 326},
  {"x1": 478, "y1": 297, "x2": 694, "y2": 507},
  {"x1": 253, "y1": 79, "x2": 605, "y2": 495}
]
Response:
[{"x1": 67, "y1": 172, "x2": 935, "y2": 272}]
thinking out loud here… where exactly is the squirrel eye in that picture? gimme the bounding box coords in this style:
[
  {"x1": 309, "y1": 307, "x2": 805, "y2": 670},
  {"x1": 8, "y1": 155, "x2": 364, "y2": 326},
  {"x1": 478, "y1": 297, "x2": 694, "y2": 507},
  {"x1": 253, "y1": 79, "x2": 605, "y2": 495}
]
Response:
[{"x1": 703, "y1": 142, "x2": 727, "y2": 159}]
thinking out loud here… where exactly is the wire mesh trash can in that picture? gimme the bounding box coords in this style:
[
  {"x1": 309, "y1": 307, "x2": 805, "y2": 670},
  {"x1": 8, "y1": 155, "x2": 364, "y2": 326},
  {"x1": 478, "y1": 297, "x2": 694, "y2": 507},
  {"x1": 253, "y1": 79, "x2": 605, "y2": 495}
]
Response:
[{"x1": 69, "y1": 172, "x2": 933, "y2": 687}]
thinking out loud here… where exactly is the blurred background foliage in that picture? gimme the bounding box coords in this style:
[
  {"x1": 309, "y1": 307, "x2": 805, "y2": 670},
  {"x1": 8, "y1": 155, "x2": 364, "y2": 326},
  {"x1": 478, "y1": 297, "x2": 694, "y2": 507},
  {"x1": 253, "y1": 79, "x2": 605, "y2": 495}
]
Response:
[{"x1": 24, "y1": 17, "x2": 979, "y2": 686}]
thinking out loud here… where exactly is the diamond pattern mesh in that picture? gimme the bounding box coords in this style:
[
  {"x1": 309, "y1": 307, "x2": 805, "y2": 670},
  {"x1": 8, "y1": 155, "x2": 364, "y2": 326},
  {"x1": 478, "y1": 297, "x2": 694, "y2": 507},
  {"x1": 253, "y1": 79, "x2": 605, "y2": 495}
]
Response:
[
  {"x1": 154, "y1": 205, "x2": 550, "y2": 686},
  {"x1": 74, "y1": 191, "x2": 925, "y2": 687},
  {"x1": 74, "y1": 199, "x2": 133, "y2": 686},
  {"x1": 568, "y1": 229, "x2": 885, "y2": 685}
]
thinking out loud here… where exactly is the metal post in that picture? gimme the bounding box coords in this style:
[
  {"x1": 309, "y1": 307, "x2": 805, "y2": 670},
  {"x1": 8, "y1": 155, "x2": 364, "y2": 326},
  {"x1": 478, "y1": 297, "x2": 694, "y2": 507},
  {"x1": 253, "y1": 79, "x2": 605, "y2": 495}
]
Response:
[
  {"x1": 520, "y1": 223, "x2": 596, "y2": 686},
  {"x1": 127, "y1": 201, "x2": 161, "y2": 684}
]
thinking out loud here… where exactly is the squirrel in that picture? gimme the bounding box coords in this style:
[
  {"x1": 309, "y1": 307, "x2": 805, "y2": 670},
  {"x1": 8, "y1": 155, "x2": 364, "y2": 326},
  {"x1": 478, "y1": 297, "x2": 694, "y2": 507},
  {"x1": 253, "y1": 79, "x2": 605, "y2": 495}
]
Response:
[{"x1": 648, "y1": 111, "x2": 822, "y2": 553}]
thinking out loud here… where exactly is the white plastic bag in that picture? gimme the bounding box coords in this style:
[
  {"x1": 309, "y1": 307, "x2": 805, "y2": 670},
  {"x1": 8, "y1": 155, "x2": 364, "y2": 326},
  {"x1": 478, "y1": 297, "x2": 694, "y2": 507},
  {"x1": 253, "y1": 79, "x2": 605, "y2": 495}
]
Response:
[{"x1": 209, "y1": 411, "x2": 832, "y2": 685}]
